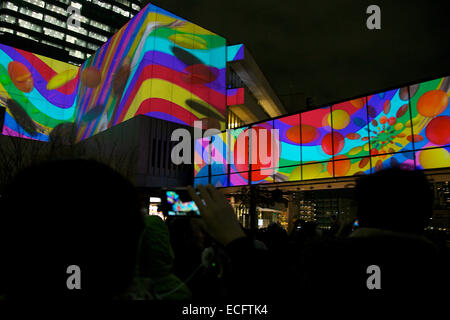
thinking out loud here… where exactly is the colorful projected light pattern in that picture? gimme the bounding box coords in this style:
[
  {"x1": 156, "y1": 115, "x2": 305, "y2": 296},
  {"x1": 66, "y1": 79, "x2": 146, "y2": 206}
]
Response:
[
  {"x1": 194, "y1": 136, "x2": 210, "y2": 178},
  {"x1": 0, "y1": 44, "x2": 79, "y2": 141},
  {"x1": 75, "y1": 3, "x2": 227, "y2": 141},
  {"x1": 166, "y1": 191, "x2": 200, "y2": 215},
  {"x1": 0, "y1": 2, "x2": 227, "y2": 142},
  {"x1": 410, "y1": 77, "x2": 450, "y2": 151},
  {"x1": 194, "y1": 76, "x2": 450, "y2": 187},
  {"x1": 211, "y1": 132, "x2": 228, "y2": 175}
]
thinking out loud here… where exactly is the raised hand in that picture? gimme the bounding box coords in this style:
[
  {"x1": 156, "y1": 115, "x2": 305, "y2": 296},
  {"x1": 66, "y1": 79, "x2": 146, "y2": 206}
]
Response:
[{"x1": 187, "y1": 184, "x2": 245, "y2": 246}]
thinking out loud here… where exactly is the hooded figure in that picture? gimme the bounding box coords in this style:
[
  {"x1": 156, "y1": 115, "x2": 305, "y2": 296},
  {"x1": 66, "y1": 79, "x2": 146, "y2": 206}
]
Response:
[{"x1": 138, "y1": 215, "x2": 192, "y2": 300}]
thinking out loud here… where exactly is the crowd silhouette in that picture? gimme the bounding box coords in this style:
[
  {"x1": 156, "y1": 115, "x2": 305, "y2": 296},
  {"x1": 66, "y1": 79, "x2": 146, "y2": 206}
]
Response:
[{"x1": 0, "y1": 159, "x2": 448, "y2": 302}]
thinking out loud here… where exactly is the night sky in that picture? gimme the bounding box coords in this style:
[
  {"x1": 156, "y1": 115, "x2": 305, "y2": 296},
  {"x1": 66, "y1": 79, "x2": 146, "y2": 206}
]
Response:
[{"x1": 146, "y1": 0, "x2": 450, "y2": 113}]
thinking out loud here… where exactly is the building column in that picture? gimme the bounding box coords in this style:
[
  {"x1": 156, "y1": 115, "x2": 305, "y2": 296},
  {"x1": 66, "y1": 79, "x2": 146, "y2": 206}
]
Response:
[{"x1": 287, "y1": 192, "x2": 299, "y2": 233}]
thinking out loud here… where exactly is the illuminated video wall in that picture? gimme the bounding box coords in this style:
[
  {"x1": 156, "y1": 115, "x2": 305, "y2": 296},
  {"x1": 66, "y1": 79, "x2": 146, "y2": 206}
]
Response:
[
  {"x1": 194, "y1": 76, "x2": 450, "y2": 187},
  {"x1": 0, "y1": 44, "x2": 79, "y2": 141},
  {"x1": 0, "y1": 2, "x2": 227, "y2": 142}
]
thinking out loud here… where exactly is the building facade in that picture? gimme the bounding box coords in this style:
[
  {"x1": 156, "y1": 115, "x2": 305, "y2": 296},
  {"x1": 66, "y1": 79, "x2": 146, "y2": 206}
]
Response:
[
  {"x1": 2, "y1": 2, "x2": 446, "y2": 233},
  {"x1": 0, "y1": 1, "x2": 286, "y2": 195}
]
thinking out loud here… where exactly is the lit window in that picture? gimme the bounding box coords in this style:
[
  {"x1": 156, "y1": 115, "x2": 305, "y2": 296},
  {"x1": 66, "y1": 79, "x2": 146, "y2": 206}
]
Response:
[
  {"x1": 41, "y1": 40, "x2": 63, "y2": 49},
  {"x1": 23, "y1": 0, "x2": 45, "y2": 8},
  {"x1": 43, "y1": 27, "x2": 65, "y2": 39},
  {"x1": 19, "y1": 8, "x2": 43, "y2": 20},
  {"x1": 68, "y1": 24, "x2": 88, "y2": 35},
  {"x1": 71, "y1": 2, "x2": 83, "y2": 10},
  {"x1": 44, "y1": 15, "x2": 66, "y2": 28},
  {"x1": 45, "y1": 4, "x2": 68, "y2": 16},
  {"x1": 132, "y1": 3, "x2": 140, "y2": 11},
  {"x1": 18, "y1": 19, "x2": 42, "y2": 32},
  {"x1": 66, "y1": 35, "x2": 76, "y2": 44},
  {"x1": 32, "y1": 11, "x2": 43, "y2": 19},
  {"x1": 92, "y1": 0, "x2": 112, "y2": 10},
  {"x1": 71, "y1": 13, "x2": 89, "y2": 24},
  {"x1": 16, "y1": 32, "x2": 31, "y2": 39},
  {"x1": 88, "y1": 31, "x2": 108, "y2": 42},
  {"x1": 69, "y1": 49, "x2": 85, "y2": 59},
  {"x1": 89, "y1": 20, "x2": 111, "y2": 32},
  {"x1": 1, "y1": 15, "x2": 16, "y2": 24},
  {"x1": 115, "y1": 0, "x2": 131, "y2": 6},
  {"x1": 0, "y1": 27, "x2": 14, "y2": 34},
  {"x1": 16, "y1": 32, "x2": 39, "y2": 42},
  {"x1": 87, "y1": 43, "x2": 99, "y2": 50},
  {"x1": 113, "y1": 5, "x2": 130, "y2": 17},
  {"x1": 75, "y1": 38, "x2": 86, "y2": 47},
  {"x1": 4, "y1": 2, "x2": 19, "y2": 11}
]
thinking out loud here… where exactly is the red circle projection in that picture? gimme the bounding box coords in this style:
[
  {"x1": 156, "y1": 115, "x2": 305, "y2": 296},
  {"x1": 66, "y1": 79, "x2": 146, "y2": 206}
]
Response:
[
  {"x1": 81, "y1": 66, "x2": 101, "y2": 88},
  {"x1": 286, "y1": 124, "x2": 320, "y2": 144},
  {"x1": 425, "y1": 115, "x2": 450, "y2": 145},
  {"x1": 300, "y1": 125, "x2": 319, "y2": 144},
  {"x1": 286, "y1": 125, "x2": 301, "y2": 144},
  {"x1": 233, "y1": 127, "x2": 280, "y2": 180},
  {"x1": 328, "y1": 155, "x2": 351, "y2": 176},
  {"x1": 321, "y1": 132, "x2": 345, "y2": 155},
  {"x1": 8, "y1": 61, "x2": 34, "y2": 93},
  {"x1": 182, "y1": 64, "x2": 219, "y2": 85},
  {"x1": 417, "y1": 90, "x2": 449, "y2": 118}
]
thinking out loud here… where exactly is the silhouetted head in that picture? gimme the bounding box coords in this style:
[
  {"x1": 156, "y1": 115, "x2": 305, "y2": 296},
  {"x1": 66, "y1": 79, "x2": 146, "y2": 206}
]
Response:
[
  {"x1": 167, "y1": 217, "x2": 208, "y2": 251},
  {"x1": 266, "y1": 222, "x2": 288, "y2": 239},
  {"x1": 0, "y1": 159, "x2": 144, "y2": 299},
  {"x1": 355, "y1": 169, "x2": 433, "y2": 234}
]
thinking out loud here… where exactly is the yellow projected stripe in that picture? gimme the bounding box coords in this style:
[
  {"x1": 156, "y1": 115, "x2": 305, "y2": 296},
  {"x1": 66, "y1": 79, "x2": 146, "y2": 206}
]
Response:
[
  {"x1": 123, "y1": 78, "x2": 222, "y2": 121},
  {"x1": 0, "y1": 83, "x2": 11, "y2": 99},
  {"x1": 35, "y1": 54, "x2": 78, "y2": 73}
]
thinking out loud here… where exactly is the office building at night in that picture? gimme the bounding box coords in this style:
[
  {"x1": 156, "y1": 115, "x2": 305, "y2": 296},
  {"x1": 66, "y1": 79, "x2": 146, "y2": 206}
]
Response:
[{"x1": 0, "y1": 0, "x2": 143, "y2": 65}]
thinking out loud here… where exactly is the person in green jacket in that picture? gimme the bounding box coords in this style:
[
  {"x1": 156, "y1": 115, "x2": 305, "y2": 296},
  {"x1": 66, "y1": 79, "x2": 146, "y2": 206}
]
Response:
[{"x1": 137, "y1": 215, "x2": 192, "y2": 300}]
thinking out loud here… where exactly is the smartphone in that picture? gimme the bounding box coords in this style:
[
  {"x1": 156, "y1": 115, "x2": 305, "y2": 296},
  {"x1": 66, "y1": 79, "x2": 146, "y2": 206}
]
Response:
[{"x1": 162, "y1": 188, "x2": 201, "y2": 217}]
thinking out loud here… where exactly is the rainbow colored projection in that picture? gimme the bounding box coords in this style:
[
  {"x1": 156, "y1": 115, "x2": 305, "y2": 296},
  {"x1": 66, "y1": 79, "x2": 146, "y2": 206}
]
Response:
[
  {"x1": 0, "y1": 2, "x2": 227, "y2": 142},
  {"x1": 211, "y1": 132, "x2": 228, "y2": 175},
  {"x1": 194, "y1": 136, "x2": 210, "y2": 178},
  {"x1": 0, "y1": 44, "x2": 79, "y2": 141},
  {"x1": 227, "y1": 88, "x2": 245, "y2": 106},
  {"x1": 74, "y1": 3, "x2": 227, "y2": 141},
  {"x1": 410, "y1": 78, "x2": 450, "y2": 150},
  {"x1": 194, "y1": 76, "x2": 450, "y2": 187},
  {"x1": 226, "y1": 44, "x2": 244, "y2": 62}
]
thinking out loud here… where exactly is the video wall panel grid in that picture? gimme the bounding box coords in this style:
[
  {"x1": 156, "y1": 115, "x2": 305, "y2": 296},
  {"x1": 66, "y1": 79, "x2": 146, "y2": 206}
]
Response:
[{"x1": 194, "y1": 76, "x2": 450, "y2": 187}]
